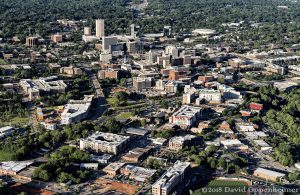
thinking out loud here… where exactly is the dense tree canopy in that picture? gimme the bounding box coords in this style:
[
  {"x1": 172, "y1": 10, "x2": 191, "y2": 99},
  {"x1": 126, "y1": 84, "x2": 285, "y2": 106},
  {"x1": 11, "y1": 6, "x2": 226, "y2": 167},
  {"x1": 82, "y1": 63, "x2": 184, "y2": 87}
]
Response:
[{"x1": 33, "y1": 146, "x2": 91, "y2": 183}]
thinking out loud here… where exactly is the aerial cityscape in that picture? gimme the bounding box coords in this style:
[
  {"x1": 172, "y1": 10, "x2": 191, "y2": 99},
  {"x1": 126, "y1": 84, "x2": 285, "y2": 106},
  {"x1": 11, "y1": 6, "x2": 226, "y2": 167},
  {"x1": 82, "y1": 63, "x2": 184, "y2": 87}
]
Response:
[{"x1": 1, "y1": 0, "x2": 300, "y2": 194}]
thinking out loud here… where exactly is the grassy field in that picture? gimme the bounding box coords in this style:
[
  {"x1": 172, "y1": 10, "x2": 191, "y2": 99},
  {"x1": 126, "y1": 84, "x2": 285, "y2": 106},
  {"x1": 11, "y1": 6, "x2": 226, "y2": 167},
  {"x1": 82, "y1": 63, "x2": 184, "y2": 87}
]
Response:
[
  {"x1": 193, "y1": 179, "x2": 248, "y2": 195},
  {"x1": 107, "y1": 97, "x2": 119, "y2": 106},
  {"x1": 116, "y1": 112, "x2": 133, "y2": 120},
  {"x1": 0, "y1": 151, "x2": 18, "y2": 161},
  {"x1": 0, "y1": 59, "x2": 7, "y2": 65},
  {"x1": 0, "y1": 116, "x2": 29, "y2": 126}
]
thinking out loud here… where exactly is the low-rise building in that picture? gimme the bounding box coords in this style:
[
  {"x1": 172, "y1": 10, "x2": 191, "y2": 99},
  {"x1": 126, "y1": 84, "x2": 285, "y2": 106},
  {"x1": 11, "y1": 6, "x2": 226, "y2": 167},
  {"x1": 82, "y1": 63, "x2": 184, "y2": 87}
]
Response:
[
  {"x1": 20, "y1": 76, "x2": 67, "y2": 101},
  {"x1": 169, "y1": 105, "x2": 203, "y2": 128},
  {"x1": 125, "y1": 127, "x2": 149, "y2": 136},
  {"x1": 82, "y1": 35, "x2": 99, "y2": 43},
  {"x1": 218, "y1": 121, "x2": 233, "y2": 134},
  {"x1": 80, "y1": 132, "x2": 130, "y2": 155},
  {"x1": 80, "y1": 163, "x2": 98, "y2": 170},
  {"x1": 244, "y1": 131, "x2": 267, "y2": 140},
  {"x1": 51, "y1": 34, "x2": 63, "y2": 43},
  {"x1": 91, "y1": 154, "x2": 113, "y2": 165},
  {"x1": 198, "y1": 76, "x2": 214, "y2": 83},
  {"x1": 196, "y1": 89, "x2": 222, "y2": 104},
  {"x1": 0, "y1": 126, "x2": 15, "y2": 139},
  {"x1": 60, "y1": 66, "x2": 83, "y2": 76},
  {"x1": 249, "y1": 102, "x2": 263, "y2": 111},
  {"x1": 98, "y1": 69, "x2": 120, "y2": 80},
  {"x1": 253, "y1": 168, "x2": 285, "y2": 182},
  {"x1": 151, "y1": 138, "x2": 168, "y2": 145},
  {"x1": 25, "y1": 36, "x2": 38, "y2": 47},
  {"x1": 220, "y1": 139, "x2": 245, "y2": 149},
  {"x1": 0, "y1": 161, "x2": 33, "y2": 176},
  {"x1": 122, "y1": 147, "x2": 152, "y2": 163},
  {"x1": 236, "y1": 122, "x2": 256, "y2": 132},
  {"x1": 152, "y1": 161, "x2": 190, "y2": 195},
  {"x1": 273, "y1": 80, "x2": 299, "y2": 91},
  {"x1": 240, "y1": 110, "x2": 252, "y2": 117},
  {"x1": 165, "y1": 81, "x2": 178, "y2": 93},
  {"x1": 218, "y1": 84, "x2": 242, "y2": 100},
  {"x1": 61, "y1": 95, "x2": 93, "y2": 125},
  {"x1": 48, "y1": 63, "x2": 61, "y2": 71},
  {"x1": 168, "y1": 135, "x2": 196, "y2": 151},
  {"x1": 103, "y1": 162, "x2": 125, "y2": 176},
  {"x1": 253, "y1": 140, "x2": 272, "y2": 151},
  {"x1": 197, "y1": 121, "x2": 211, "y2": 130},
  {"x1": 40, "y1": 122, "x2": 57, "y2": 131},
  {"x1": 120, "y1": 164, "x2": 156, "y2": 183},
  {"x1": 294, "y1": 163, "x2": 300, "y2": 171}
]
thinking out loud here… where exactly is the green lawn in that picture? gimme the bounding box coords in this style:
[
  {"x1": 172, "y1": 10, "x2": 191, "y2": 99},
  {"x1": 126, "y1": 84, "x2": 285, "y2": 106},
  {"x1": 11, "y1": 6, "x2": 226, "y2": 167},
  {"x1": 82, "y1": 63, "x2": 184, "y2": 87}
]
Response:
[
  {"x1": 116, "y1": 112, "x2": 133, "y2": 120},
  {"x1": 0, "y1": 151, "x2": 18, "y2": 161},
  {"x1": 193, "y1": 179, "x2": 248, "y2": 195},
  {"x1": 0, "y1": 116, "x2": 29, "y2": 126},
  {"x1": 0, "y1": 59, "x2": 7, "y2": 65},
  {"x1": 113, "y1": 103, "x2": 147, "y2": 111},
  {"x1": 107, "y1": 97, "x2": 119, "y2": 106}
]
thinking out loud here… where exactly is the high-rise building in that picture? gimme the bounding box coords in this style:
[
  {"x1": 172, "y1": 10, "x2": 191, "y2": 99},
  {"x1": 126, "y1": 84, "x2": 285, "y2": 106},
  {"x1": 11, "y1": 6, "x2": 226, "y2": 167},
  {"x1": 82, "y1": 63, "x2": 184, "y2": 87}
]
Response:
[
  {"x1": 165, "y1": 45, "x2": 178, "y2": 58},
  {"x1": 102, "y1": 36, "x2": 118, "y2": 51},
  {"x1": 163, "y1": 25, "x2": 172, "y2": 37},
  {"x1": 130, "y1": 24, "x2": 140, "y2": 38},
  {"x1": 84, "y1": 27, "x2": 92, "y2": 36},
  {"x1": 127, "y1": 41, "x2": 137, "y2": 53},
  {"x1": 96, "y1": 19, "x2": 105, "y2": 38},
  {"x1": 130, "y1": 24, "x2": 136, "y2": 38},
  {"x1": 133, "y1": 77, "x2": 152, "y2": 91},
  {"x1": 183, "y1": 55, "x2": 192, "y2": 65}
]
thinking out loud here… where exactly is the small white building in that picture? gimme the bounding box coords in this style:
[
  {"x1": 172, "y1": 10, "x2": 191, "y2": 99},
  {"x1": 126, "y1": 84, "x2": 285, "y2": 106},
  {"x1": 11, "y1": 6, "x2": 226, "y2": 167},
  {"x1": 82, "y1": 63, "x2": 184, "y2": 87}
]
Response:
[
  {"x1": 0, "y1": 126, "x2": 15, "y2": 139},
  {"x1": 253, "y1": 140, "x2": 272, "y2": 151}
]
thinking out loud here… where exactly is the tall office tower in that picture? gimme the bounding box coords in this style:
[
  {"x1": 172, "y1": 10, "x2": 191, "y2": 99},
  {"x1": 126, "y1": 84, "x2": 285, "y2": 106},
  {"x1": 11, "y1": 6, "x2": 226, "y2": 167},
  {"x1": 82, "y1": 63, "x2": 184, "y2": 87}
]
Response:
[
  {"x1": 163, "y1": 26, "x2": 172, "y2": 37},
  {"x1": 96, "y1": 19, "x2": 105, "y2": 38},
  {"x1": 130, "y1": 24, "x2": 136, "y2": 38},
  {"x1": 126, "y1": 41, "x2": 137, "y2": 53},
  {"x1": 84, "y1": 27, "x2": 92, "y2": 36}
]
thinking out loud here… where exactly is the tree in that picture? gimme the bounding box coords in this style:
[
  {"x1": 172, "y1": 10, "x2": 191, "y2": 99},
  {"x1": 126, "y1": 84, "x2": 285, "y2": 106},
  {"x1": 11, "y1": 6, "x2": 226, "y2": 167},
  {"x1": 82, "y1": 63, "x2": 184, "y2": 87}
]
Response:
[
  {"x1": 57, "y1": 172, "x2": 72, "y2": 183},
  {"x1": 33, "y1": 164, "x2": 52, "y2": 181},
  {"x1": 140, "y1": 119, "x2": 146, "y2": 127},
  {"x1": 115, "y1": 91, "x2": 127, "y2": 102},
  {"x1": 288, "y1": 172, "x2": 299, "y2": 182},
  {"x1": 120, "y1": 78, "x2": 127, "y2": 87},
  {"x1": 103, "y1": 118, "x2": 123, "y2": 133},
  {"x1": 218, "y1": 158, "x2": 227, "y2": 169},
  {"x1": 274, "y1": 143, "x2": 294, "y2": 166}
]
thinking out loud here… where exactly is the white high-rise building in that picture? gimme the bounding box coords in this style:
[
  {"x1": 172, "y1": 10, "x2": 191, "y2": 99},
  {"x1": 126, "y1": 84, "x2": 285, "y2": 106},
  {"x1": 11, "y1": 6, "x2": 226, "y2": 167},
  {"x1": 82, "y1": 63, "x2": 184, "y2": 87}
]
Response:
[
  {"x1": 130, "y1": 24, "x2": 136, "y2": 38},
  {"x1": 96, "y1": 19, "x2": 105, "y2": 38}
]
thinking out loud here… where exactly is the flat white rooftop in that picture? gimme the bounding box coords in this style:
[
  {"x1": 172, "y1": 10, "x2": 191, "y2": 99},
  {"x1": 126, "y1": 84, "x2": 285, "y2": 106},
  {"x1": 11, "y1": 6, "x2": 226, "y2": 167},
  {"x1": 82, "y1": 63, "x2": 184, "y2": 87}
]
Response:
[{"x1": 254, "y1": 167, "x2": 285, "y2": 178}]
